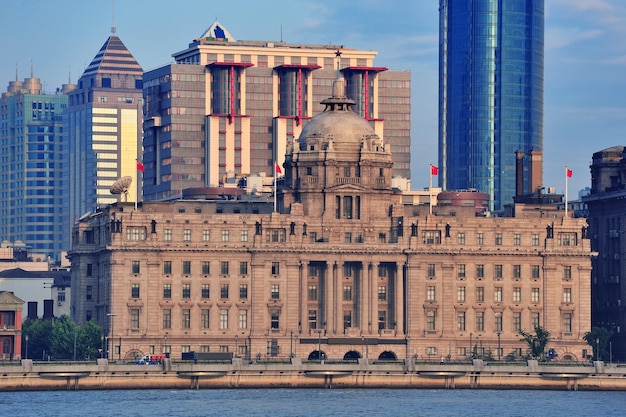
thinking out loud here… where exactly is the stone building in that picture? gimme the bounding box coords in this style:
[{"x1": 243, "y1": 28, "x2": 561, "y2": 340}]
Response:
[{"x1": 69, "y1": 80, "x2": 592, "y2": 363}]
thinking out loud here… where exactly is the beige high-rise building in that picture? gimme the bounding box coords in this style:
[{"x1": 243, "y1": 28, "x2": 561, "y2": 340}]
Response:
[{"x1": 70, "y1": 80, "x2": 592, "y2": 363}]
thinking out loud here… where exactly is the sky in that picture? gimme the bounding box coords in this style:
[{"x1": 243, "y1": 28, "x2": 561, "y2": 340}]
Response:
[{"x1": 1, "y1": 0, "x2": 624, "y2": 196}]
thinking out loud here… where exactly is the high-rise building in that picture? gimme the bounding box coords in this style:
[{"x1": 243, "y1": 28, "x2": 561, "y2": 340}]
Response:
[
  {"x1": 142, "y1": 21, "x2": 411, "y2": 201},
  {"x1": 0, "y1": 72, "x2": 73, "y2": 261},
  {"x1": 438, "y1": 0, "x2": 544, "y2": 211},
  {"x1": 63, "y1": 32, "x2": 143, "y2": 250}
]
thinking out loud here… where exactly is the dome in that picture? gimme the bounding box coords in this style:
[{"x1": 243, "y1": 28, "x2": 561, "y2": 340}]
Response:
[{"x1": 297, "y1": 79, "x2": 379, "y2": 153}]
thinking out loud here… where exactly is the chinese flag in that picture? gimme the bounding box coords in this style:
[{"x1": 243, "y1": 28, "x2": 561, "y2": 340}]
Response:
[
  {"x1": 275, "y1": 162, "x2": 282, "y2": 174},
  {"x1": 137, "y1": 161, "x2": 145, "y2": 172},
  {"x1": 566, "y1": 168, "x2": 572, "y2": 178},
  {"x1": 431, "y1": 165, "x2": 439, "y2": 176}
]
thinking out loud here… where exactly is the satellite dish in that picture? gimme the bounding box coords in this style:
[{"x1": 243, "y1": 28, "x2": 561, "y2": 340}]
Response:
[{"x1": 110, "y1": 176, "x2": 133, "y2": 202}]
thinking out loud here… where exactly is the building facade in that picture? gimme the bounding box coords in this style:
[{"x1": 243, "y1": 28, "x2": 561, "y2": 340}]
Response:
[
  {"x1": 0, "y1": 74, "x2": 71, "y2": 261},
  {"x1": 438, "y1": 0, "x2": 544, "y2": 211},
  {"x1": 142, "y1": 21, "x2": 410, "y2": 201},
  {"x1": 63, "y1": 33, "x2": 143, "y2": 251},
  {"x1": 583, "y1": 145, "x2": 626, "y2": 360},
  {"x1": 69, "y1": 81, "x2": 591, "y2": 363},
  {"x1": 0, "y1": 291, "x2": 24, "y2": 360}
]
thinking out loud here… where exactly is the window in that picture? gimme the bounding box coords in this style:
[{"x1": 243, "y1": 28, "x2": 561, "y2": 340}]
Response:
[
  {"x1": 426, "y1": 346, "x2": 438, "y2": 356},
  {"x1": 477, "y1": 233, "x2": 484, "y2": 245},
  {"x1": 457, "y1": 311, "x2": 466, "y2": 331},
  {"x1": 344, "y1": 232, "x2": 352, "y2": 243},
  {"x1": 427, "y1": 263, "x2": 436, "y2": 278},
  {"x1": 183, "y1": 229, "x2": 191, "y2": 241},
  {"x1": 344, "y1": 166, "x2": 351, "y2": 177},
  {"x1": 494, "y1": 287, "x2": 503, "y2": 303},
  {"x1": 563, "y1": 288, "x2": 572, "y2": 303},
  {"x1": 239, "y1": 310, "x2": 248, "y2": 329},
  {"x1": 514, "y1": 233, "x2": 521, "y2": 246},
  {"x1": 219, "y1": 309, "x2": 229, "y2": 329},
  {"x1": 526, "y1": 287, "x2": 539, "y2": 303},
  {"x1": 202, "y1": 284, "x2": 210, "y2": 299},
  {"x1": 239, "y1": 261, "x2": 248, "y2": 275},
  {"x1": 241, "y1": 230, "x2": 248, "y2": 242},
  {"x1": 476, "y1": 264, "x2": 484, "y2": 278},
  {"x1": 476, "y1": 287, "x2": 484, "y2": 302},
  {"x1": 378, "y1": 311, "x2": 387, "y2": 330},
  {"x1": 513, "y1": 312, "x2": 521, "y2": 332},
  {"x1": 558, "y1": 233, "x2": 576, "y2": 246},
  {"x1": 220, "y1": 261, "x2": 229, "y2": 275},
  {"x1": 267, "y1": 229, "x2": 287, "y2": 242},
  {"x1": 127, "y1": 226, "x2": 147, "y2": 241},
  {"x1": 476, "y1": 311, "x2": 484, "y2": 331},
  {"x1": 563, "y1": 313, "x2": 572, "y2": 332},
  {"x1": 163, "y1": 284, "x2": 172, "y2": 299},
  {"x1": 57, "y1": 292, "x2": 66, "y2": 302},
  {"x1": 532, "y1": 312, "x2": 540, "y2": 329},
  {"x1": 532, "y1": 234, "x2": 539, "y2": 246},
  {"x1": 423, "y1": 230, "x2": 441, "y2": 244},
  {"x1": 343, "y1": 310, "x2": 352, "y2": 328},
  {"x1": 513, "y1": 287, "x2": 521, "y2": 302},
  {"x1": 457, "y1": 286, "x2": 466, "y2": 302},
  {"x1": 309, "y1": 310, "x2": 318, "y2": 329},
  {"x1": 239, "y1": 284, "x2": 248, "y2": 299},
  {"x1": 532, "y1": 265, "x2": 540, "y2": 279},
  {"x1": 86, "y1": 286, "x2": 92, "y2": 300},
  {"x1": 457, "y1": 264, "x2": 466, "y2": 278},
  {"x1": 86, "y1": 264, "x2": 93, "y2": 276},
  {"x1": 164, "y1": 261, "x2": 172, "y2": 275},
  {"x1": 182, "y1": 283, "x2": 191, "y2": 299},
  {"x1": 271, "y1": 262, "x2": 280, "y2": 275},
  {"x1": 270, "y1": 310, "x2": 280, "y2": 329},
  {"x1": 309, "y1": 232, "x2": 317, "y2": 243},
  {"x1": 131, "y1": 309, "x2": 139, "y2": 329},
  {"x1": 494, "y1": 313, "x2": 502, "y2": 332},
  {"x1": 513, "y1": 265, "x2": 521, "y2": 279},
  {"x1": 221, "y1": 230, "x2": 230, "y2": 242},
  {"x1": 182, "y1": 309, "x2": 191, "y2": 329},
  {"x1": 494, "y1": 264, "x2": 503, "y2": 279},
  {"x1": 563, "y1": 266, "x2": 572, "y2": 280},
  {"x1": 426, "y1": 311, "x2": 436, "y2": 331},
  {"x1": 202, "y1": 261, "x2": 210, "y2": 275},
  {"x1": 132, "y1": 260, "x2": 140, "y2": 274},
  {"x1": 201, "y1": 309, "x2": 210, "y2": 329},
  {"x1": 203, "y1": 230, "x2": 210, "y2": 241},
  {"x1": 343, "y1": 285, "x2": 352, "y2": 301},
  {"x1": 220, "y1": 284, "x2": 229, "y2": 299},
  {"x1": 163, "y1": 309, "x2": 172, "y2": 329},
  {"x1": 164, "y1": 229, "x2": 172, "y2": 241},
  {"x1": 457, "y1": 232, "x2": 465, "y2": 244},
  {"x1": 131, "y1": 283, "x2": 140, "y2": 298},
  {"x1": 182, "y1": 260, "x2": 191, "y2": 275},
  {"x1": 308, "y1": 285, "x2": 317, "y2": 301},
  {"x1": 495, "y1": 233, "x2": 502, "y2": 246},
  {"x1": 271, "y1": 284, "x2": 280, "y2": 299},
  {"x1": 426, "y1": 285, "x2": 436, "y2": 301}
]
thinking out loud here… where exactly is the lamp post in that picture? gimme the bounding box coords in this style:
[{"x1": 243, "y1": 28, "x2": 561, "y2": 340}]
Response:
[
  {"x1": 497, "y1": 331, "x2": 501, "y2": 361},
  {"x1": 73, "y1": 327, "x2": 77, "y2": 361},
  {"x1": 316, "y1": 329, "x2": 323, "y2": 361},
  {"x1": 100, "y1": 335, "x2": 104, "y2": 358},
  {"x1": 235, "y1": 335, "x2": 238, "y2": 358},
  {"x1": 25, "y1": 334, "x2": 29, "y2": 360},
  {"x1": 596, "y1": 338, "x2": 600, "y2": 361},
  {"x1": 469, "y1": 333, "x2": 473, "y2": 358},
  {"x1": 107, "y1": 313, "x2": 116, "y2": 361}
]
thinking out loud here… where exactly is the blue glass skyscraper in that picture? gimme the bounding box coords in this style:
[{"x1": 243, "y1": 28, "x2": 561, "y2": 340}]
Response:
[{"x1": 439, "y1": 0, "x2": 544, "y2": 211}]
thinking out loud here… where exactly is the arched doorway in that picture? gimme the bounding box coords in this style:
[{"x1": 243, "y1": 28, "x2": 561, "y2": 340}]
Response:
[
  {"x1": 308, "y1": 350, "x2": 327, "y2": 360},
  {"x1": 343, "y1": 350, "x2": 361, "y2": 361},
  {"x1": 378, "y1": 351, "x2": 397, "y2": 361}
]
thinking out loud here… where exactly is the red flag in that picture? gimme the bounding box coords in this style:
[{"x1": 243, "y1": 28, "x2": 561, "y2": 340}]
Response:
[
  {"x1": 566, "y1": 168, "x2": 572, "y2": 178},
  {"x1": 275, "y1": 162, "x2": 282, "y2": 174},
  {"x1": 430, "y1": 165, "x2": 439, "y2": 176},
  {"x1": 137, "y1": 161, "x2": 145, "y2": 172}
]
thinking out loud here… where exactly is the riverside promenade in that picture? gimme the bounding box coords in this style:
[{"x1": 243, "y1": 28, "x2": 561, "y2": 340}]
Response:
[{"x1": 1, "y1": 358, "x2": 625, "y2": 391}]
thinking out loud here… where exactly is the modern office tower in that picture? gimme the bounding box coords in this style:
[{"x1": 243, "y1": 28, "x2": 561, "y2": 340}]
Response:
[
  {"x1": 63, "y1": 32, "x2": 143, "y2": 250},
  {"x1": 142, "y1": 21, "x2": 410, "y2": 201},
  {"x1": 583, "y1": 145, "x2": 626, "y2": 360},
  {"x1": 0, "y1": 72, "x2": 72, "y2": 261},
  {"x1": 438, "y1": 0, "x2": 544, "y2": 211}
]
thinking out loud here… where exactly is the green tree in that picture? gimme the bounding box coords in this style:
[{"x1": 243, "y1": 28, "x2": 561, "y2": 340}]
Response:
[
  {"x1": 583, "y1": 327, "x2": 613, "y2": 361},
  {"x1": 519, "y1": 325, "x2": 551, "y2": 359},
  {"x1": 22, "y1": 318, "x2": 53, "y2": 360},
  {"x1": 81, "y1": 320, "x2": 104, "y2": 360},
  {"x1": 50, "y1": 315, "x2": 79, "y2": 359}
]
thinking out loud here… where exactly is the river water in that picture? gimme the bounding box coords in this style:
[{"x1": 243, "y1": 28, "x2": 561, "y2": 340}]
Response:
[{"x1": 2, "y1": 388, "x2": 624, "y2": 416}]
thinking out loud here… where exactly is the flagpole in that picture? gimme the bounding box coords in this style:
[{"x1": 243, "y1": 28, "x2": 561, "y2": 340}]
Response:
[
  {"x1": 565, "y1": 166, "x2": 569, "y2": 218},
  {"x1": 273, "y1": 161, "x2": 277, "y2": 213},
  {"x1": 429, "y1": 165, "x2": 433, "y2": 215}
]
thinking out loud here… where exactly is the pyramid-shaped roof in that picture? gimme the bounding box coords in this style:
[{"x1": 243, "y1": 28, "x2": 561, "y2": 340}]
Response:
[
  {"x1": 82, "y1": 35, "x2": 143, "y2": 78},
  {"x1": 199, "y1": 20, "x2": 236, "y2": 42}
]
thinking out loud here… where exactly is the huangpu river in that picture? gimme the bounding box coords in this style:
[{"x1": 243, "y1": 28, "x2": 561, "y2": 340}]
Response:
[{"x1": 1, "y1": 388, "x2": 625, "y2": 416}]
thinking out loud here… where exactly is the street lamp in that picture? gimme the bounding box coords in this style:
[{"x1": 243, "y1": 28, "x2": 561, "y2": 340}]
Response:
[
  {"x1": 596, "y1": 338, "x2": 600, "y2": 361},
  {"x1": 73, "y1": 327, "x2": 77, "y2": 361},
  {"x1": 497, "y1": 331, "x2": 501, "y2": 361},
  {"x1": 107, "y1": 313, "x2": 116, "y2": 361},
  {"x1": 316, "y1": 329, "x2": 323, "y2": 361},
  {"x1": 25, "y1": 334, "x2": 29, "y2": 360}
]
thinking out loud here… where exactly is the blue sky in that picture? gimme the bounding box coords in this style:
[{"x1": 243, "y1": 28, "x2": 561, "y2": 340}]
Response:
[{"x1": 1, "y1": 0, "x2": 624, "y2": 196}]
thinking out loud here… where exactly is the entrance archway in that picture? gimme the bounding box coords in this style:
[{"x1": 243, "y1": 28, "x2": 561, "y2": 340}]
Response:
[
  {"x1": 343, "y1": 350, "x2": 361, "y2": 361},
  {"x1": 308, "y1": 350, "x2": 327, "y2": 360},
  {"x1": 378, "y1": 351, "x2": 397, "y2": 360}
]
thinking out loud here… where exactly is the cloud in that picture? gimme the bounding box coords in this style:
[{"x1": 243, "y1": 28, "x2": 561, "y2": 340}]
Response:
[
  {"x1": 545, "y1": 27, "x2": 604, "y2": 50},
  {"x1": 552, "y1": 0, "x2": 614, "y2": 13}
]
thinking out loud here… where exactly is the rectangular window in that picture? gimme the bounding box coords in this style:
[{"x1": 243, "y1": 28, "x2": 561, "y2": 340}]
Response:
[
  {"x1": 532, "y1": 288, "x2": 540, "y2": 303},
  {"x1": 271, "y1": 262, "x2": 280, "y2": 275},
  {"x1": 131, "y1": 283, "x2": 140, "y2": 298},
  {"x1": 457, "y1": 232, "x2": 465, "y2": 244},
  {"x1": 378, "y1": 285, "x2": 387, "y2": 301},
  {"x1": 240, "y1": 230, "x2": 248, "y2": 242},
  {"x1": 163, "y1": 261, "x2": 172, "y2": 275},
  {"x1": 163, "y1": 284, "x2": 172, "y2": 299},
  {"x1": 239, "y1": 310, "x2": 248, "y2": 329},
  {"x1": 457, "y1": 264, "x2": 466, "y2": 278},
  {"x1": 477, "y1": 233, "x2": 484, "y2": 245},
  {"x1": 308, "y1": 284, "x2": 317, "y2": 301},
  {"x1": 221, "y1": 261, "x2": 229, "y2": 275},
  {"x1": 532, "y1": 233, "x2": 539, "y2": 246},
  {"x1": 532, "y1": 265, "x2": 540, "y2": 279},
  {"x1": 270, "y1": 311, "x2": 280, "y2": 329},
  {"x1": 513, "y1": 312, "x2": 521, "y2": 332},
  {"x1": 476, "y1": 286, "x2": 484, "y2": 302},
  {"x1": 378, "y1": 310, "x2": 387, "y2": 330},
  {"x1": 163, "y1": 309, "x2": 172, "y2": 329},
  {"x1": 494, "y1": 313, "x2": 502, "y2": 332},
  {"x1": 183, "y1": 229, "x2": 191, "y2": 241},
  {"x1": 494, "y1": 287, "x2": 503, "y2": 303},
  {"x1": 239, "y1": 284, "x2": 248, "y2": 299},
  {"x1": 309, "y1": 310, "x2": 318, "y2": 329},
  {"x1": 514, "y1": 233, "x2": 521, "y2": 246},
  {"x1": 563, "y1": 288, "x2": 572, "y2": 303},
  {"x1": 201, "y1": 309, "x2": 210, "y2": 329},
  {"x1": 182, "y1": 283, "x2": 191, "y2": 299},
  {"x1": 532, "y1": 312, "x2": 540, "y2": 329},
  {"x1": 222, "y1": 230, "x2": 230, "y2": 242},
  {"x1": 182, "y1": 309, "x2": 191, "y2": 329},
  {"x1": 86, "y1": 264, "x2": 93, "y2": 276},
  {"x1": 219, "y1": 309, "x2": 229, "y2": 329},
  {"x1": 476, "y1": 311, "x2": 484, "y2": 331},
  {"x1": 220, "y1": 284, "x2": 229, "y2": 299},
  {"x1": 494, "y1": 264, "x2": 503, "y2": 279},
  {"x1": 132, "y1": 260, "x2": 140, "y2": 274},
  {"x1": 457, "y1": 311, "x2": 466, "y2": 331},
  {"x1": 563, "y1": 313, "x2": 572, "y2": 332},
  {"x1": 202, "y1": 284, "x2": 210, "y2": 299},
  {"x1": 203, "y1": 230, "x2": 210, "y2": 241},
  {"x1": 343, "y1": 285, "x2": 352, "y2": 301},
  {"x1": 426, "y1": 285, "x2": 436, "y2": 301},
  {"x1": 457, "y1": 286, "x2": 466, "y2": 302},
  {"x1": 165, "y1": 229, "x2": 172, "y2": 241},
  {"x1": 426, "y1": 311, "x2": 436, "y2": 331},
  {"x1": 343, "y1": 310, "x2": 352, "y2": 328},
  {"x1": 495, "y1": 233, "x2": 502, "y2": 246},
  {"x1": 513, "y1": 265, "x2": 521, "y2": 278},
  {"x1": 131, "y1": 309, "x2": 139, "y2": 329},
  {"x1": 563, "y1": 266, "x2": 572, "y2": 280},
  {"x1": 476, "y1": 264, "x2": 484, "y2": 278},
  {"x1": 182, "y1": 260, "x2": 191, "y2": 275},
  {"x1": 202, "y1": 261, "x2": 210, "y2": 275},
  {"x1": 422, "y1": 230, "x2": 441, "y2": 244},
  {"x1": 344, "y1": 232, "x2": 352, "y2": 243},
  {"x1": 427, "y1": 263, "x2": 436, "y2": 278},
  {"x1": 271, "y1": 284, "x2": 280, "y2": 300},
  {"x1": 513, "y1": 287, "x2": 521, "y2": 302},
  {"x1": 239, "y1": 261, "x2": 248, "y2": 275}
]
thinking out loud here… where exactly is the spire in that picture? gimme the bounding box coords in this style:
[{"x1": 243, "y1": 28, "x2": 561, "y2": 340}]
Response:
[
  {"x1": 15, "y1": 63, "x2": 18, "y2": 81},
  {"x1": 111, "y1": 0, "x2": 116, "y2": 34}
]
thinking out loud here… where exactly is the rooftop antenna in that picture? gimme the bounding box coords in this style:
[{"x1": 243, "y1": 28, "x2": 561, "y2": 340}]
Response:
[
  {"x1": 15, "y1": 63, "x2": 18, "y2": 81},
  {"x1": 110, "y1": 176, "x2": 133, "y2": 202},
  {"x1": 111, "y1": 0, "x2": 116, "y2": 34},
  {"x1": 335, "y1": 49, "x2": 342, "y2": 79},
  {"x1": 280, "y1": 25, "x2": 283, "y2": 42}
]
